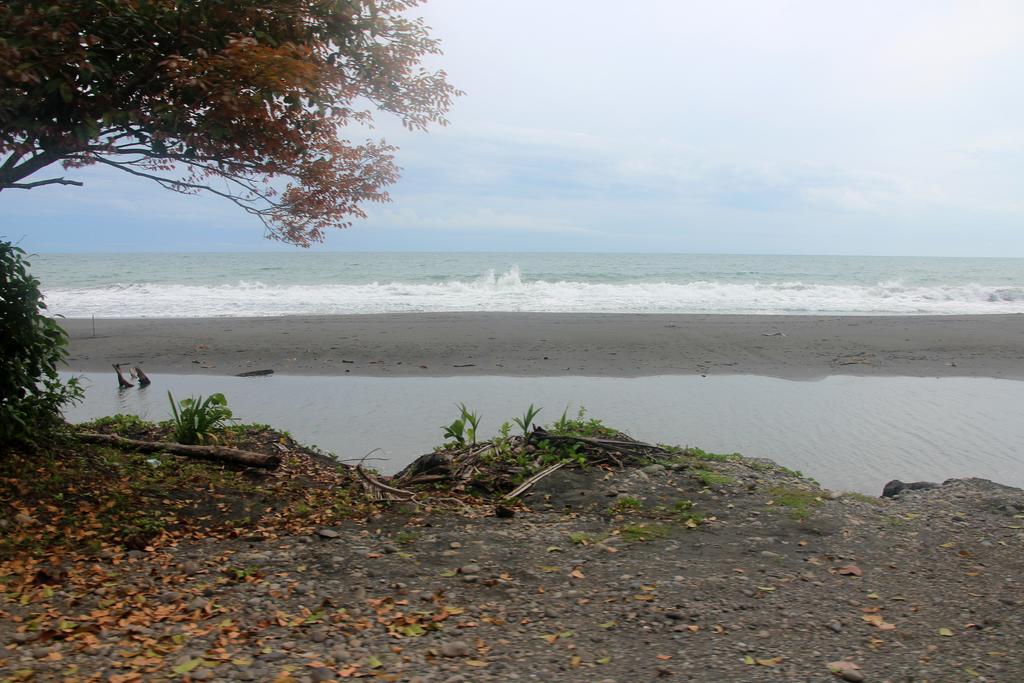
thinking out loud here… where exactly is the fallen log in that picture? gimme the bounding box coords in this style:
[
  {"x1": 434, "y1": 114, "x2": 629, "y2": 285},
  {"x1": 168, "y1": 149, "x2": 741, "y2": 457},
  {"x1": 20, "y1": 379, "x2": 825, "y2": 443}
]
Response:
[{"x1": 76, "y1": 432, "x2": 280, "y2": 469}]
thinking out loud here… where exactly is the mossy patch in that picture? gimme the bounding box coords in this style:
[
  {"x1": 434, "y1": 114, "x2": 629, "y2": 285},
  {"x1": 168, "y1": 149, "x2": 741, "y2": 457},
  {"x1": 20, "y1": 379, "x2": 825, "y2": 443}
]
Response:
[
  {"x1": 767, "y1": 486, "x2": 824, "y2": 520},
  {"x1": 618, "y1": 523, "x2": 670, "y2": 542}
]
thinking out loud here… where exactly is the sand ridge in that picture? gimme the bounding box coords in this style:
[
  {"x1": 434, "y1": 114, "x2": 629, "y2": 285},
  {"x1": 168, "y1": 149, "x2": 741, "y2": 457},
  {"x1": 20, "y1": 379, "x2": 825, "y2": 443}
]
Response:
[{"x1": 62, "y1": 313, "x2": 1024, "y2": 380}]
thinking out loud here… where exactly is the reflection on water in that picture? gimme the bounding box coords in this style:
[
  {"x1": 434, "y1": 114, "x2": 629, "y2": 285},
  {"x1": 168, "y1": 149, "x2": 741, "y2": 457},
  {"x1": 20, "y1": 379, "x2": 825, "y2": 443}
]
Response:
[{"x1": 61, "y1": 373, "x2": 1024, "y2": 495}]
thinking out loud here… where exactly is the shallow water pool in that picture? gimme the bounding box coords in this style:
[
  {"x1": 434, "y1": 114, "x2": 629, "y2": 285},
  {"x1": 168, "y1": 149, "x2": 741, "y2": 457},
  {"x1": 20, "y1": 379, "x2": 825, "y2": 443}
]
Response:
[{"x1": 61, "y1": 372, "x2": 1024, "y2": 494}]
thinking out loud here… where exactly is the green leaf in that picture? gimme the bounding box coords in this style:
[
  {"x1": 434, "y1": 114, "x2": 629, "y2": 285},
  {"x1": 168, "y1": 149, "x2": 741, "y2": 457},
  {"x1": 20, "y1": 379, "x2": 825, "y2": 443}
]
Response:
[
  {"x1": 172, "y1": 658, "x2": 204, "y2": 674},
  {"x1": 399, "y1": 623, "x2": 425, "y2": 637}
]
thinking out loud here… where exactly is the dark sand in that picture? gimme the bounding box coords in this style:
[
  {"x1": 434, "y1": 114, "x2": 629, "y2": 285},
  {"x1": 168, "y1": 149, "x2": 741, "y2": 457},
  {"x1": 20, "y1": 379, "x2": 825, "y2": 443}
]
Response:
[{"x1": 62, "y1": 313, "x2": 1024, "y2": 379}]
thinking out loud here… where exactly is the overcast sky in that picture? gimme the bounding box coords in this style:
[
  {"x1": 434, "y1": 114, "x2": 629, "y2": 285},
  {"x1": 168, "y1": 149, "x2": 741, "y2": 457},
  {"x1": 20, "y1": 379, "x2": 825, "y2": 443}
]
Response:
[{"x1": 6, "y1": 0, "x2": 1024, "y2": 255}]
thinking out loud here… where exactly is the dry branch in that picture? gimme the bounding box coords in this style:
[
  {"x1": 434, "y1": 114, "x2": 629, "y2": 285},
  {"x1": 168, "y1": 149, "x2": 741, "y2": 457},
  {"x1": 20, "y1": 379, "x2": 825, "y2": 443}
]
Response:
[
  {"x1": 77, "y1": 432, "x2": 280, "y2": 469},
  {"x1": 503, "y1": 461, "x2": 566, "y2": 500}
]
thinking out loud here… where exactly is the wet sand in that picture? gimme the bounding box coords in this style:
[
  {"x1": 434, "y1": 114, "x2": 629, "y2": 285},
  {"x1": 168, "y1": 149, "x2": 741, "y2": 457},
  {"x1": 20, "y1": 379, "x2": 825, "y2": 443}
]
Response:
[{"x1": 61, "y1": 313, "x2": 1024, "y2": 379}]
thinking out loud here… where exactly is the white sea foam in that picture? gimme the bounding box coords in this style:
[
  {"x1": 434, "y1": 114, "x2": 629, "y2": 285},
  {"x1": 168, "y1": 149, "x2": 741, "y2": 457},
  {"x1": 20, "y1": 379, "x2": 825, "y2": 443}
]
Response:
[{"x1": 42, "y1": 266, "x2": 1024, "y2": 317}]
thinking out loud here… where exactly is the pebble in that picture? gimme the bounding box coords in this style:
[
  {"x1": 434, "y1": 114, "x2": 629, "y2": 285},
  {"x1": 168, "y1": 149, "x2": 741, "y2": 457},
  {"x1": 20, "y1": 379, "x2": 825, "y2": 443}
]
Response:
[
  {"x1": 459, "y1": 563, "x2": 481, "y2": 575},
  {"x1": 440, "y1": 640, "x2": 471, "y2": 657},
  {"x1": 311, "y1": 667, "x2": 336, "y2": 682},
  {"x1": 840, "y1": 671, "x2": 865, "y2": 682},
  {"x1": 316, "y1": 528, "x2": 340, "y2": 539}
]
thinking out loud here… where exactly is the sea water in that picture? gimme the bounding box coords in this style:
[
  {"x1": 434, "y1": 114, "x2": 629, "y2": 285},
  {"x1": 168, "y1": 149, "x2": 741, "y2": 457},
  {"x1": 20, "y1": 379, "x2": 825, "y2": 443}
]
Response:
[
  {"x1": 61, "y1": 372, "x2": 1024, "y2": 494},
  {"x1": 31, "y1": 252, "x2": 1024, "y2": 317}
]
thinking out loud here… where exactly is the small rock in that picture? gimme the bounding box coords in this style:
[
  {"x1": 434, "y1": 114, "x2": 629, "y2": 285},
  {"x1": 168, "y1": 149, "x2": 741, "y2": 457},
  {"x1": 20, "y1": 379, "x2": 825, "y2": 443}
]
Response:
[
  {"x1": 316, "y1": 529, "x2": 340, "y2": 539},
  {"x1": 881, "y1": 480, "x2": 937, "y2": 497},
  {"x1": 311, "y1": 668, "x2": 336, "y2": 682},
  {"x1": 459, "y1": 564, "x2": 481, "y2": 575},
  {"x1": 642, "y1": 464, "x2": 666, "y2": 474},
  {"x1": 382, "y1": 544, "x2": 399, "y2": 554},
  {"x1": 440, "y1": 640, "x2": 471, "y2": 657},
  {"x1": 840, "y1": 671, "x2": 865, "y2": 682},
  {"x1": 827, "y1": 620, "x2": 843, "y2": 633}
]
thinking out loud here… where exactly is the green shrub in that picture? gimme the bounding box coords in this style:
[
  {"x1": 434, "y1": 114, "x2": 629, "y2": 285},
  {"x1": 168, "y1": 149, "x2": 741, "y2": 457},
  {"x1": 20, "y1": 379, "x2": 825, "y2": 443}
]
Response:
[
  {"x1": 167, "y1": 391, "x2": 235, "y2": 444},
  {"x1": 0, "y1": 242, "x2": 81, "y2": 445}
]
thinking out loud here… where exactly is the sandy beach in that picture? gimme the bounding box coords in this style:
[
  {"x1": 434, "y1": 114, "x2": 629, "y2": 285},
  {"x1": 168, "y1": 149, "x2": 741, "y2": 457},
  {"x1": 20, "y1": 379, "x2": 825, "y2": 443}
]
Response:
[{"x1": 62, "y1": 313, "x2": 1024, "y2": 379}]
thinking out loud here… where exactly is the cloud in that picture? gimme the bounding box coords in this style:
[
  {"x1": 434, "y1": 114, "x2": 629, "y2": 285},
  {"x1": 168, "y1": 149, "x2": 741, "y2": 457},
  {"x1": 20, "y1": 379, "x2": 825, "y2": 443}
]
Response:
[{"x1": 369, "y1": 205, "x2": 597, "y2": 235}]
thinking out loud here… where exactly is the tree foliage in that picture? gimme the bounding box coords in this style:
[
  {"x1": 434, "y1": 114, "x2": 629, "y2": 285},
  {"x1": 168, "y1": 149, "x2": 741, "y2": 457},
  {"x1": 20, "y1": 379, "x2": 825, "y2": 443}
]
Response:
[
  {"x1": 0, "y1": 241, "x2": 81, "y2": 446},
  {"x1": 0, "y1": 1, "x2": 459, "y2": 245}
]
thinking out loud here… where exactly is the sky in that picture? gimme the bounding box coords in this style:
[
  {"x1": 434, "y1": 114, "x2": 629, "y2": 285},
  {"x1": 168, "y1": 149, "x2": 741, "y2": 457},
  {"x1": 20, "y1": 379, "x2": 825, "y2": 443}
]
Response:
[{"x1": 5, "y1": 0, "x2": 1024, "y2": 255}]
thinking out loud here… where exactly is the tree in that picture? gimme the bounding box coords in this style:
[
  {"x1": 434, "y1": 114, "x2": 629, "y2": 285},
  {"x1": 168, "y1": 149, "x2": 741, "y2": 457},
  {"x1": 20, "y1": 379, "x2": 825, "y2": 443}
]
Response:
[{"x1": 0, "y1": 0, "x2": 459, "y2": 245}]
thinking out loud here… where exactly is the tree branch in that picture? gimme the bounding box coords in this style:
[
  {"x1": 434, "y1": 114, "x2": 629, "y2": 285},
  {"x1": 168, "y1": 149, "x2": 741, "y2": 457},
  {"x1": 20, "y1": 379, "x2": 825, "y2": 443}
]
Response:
[
  {"x1": 7, "y1": 177, "x2": 85, "y2": 189},
  {"x1": 0, "y1": 150, "x2": 62, "y2": 189},
  {"x1": 88, "y1": 155, "x2": 279, "y2": 222}
]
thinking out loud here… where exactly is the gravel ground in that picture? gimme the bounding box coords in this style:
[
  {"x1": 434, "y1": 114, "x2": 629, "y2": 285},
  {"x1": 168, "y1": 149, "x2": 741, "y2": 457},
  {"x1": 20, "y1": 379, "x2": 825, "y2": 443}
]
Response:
[{"x1": 3, "y1": 460, "x2": 1023, "y2": 682}]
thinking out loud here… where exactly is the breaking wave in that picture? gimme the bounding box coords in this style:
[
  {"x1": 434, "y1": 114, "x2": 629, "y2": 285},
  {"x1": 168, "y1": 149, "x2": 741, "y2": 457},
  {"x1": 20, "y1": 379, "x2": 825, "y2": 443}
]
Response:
[{"x1": 42, "y1": 266, "x2": 1024, "y2": 317}]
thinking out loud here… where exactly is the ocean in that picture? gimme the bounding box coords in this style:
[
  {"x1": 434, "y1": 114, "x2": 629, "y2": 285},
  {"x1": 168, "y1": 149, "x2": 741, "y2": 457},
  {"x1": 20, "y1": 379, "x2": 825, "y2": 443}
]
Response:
[{"x1": 31, "y1": 252, "x2": 1024, "y2": 318}]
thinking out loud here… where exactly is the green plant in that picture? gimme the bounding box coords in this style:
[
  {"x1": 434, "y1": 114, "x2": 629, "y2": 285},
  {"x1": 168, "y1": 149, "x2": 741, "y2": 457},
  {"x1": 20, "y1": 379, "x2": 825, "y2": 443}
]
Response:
[
  {"x1": 0, "y1": 242, "x2": 82, "y2": 446},
  {"x1": 458, "y1": 403, "x2": 481, "y2": 445},
  {"x1": 394, "y1": 530, "x2": 418, "y2": 545},
  {"x1": 695, "y1": 470, "x2": 734, "y2": 488},
  {"x1": 688, "y1": 447, "x2": 740, "y2": 462},
  {"x1": 673, "y1": 499, "x2": 695, "y2": 513},
  {"x1": 618, "y1": 523, "x2": 669, "y2": 542},
  {"x1": 512, "y1": 404, "x2": 542, "y2": 439},
  {"x1": 610, "y1": 496, "x2": 642, "y2": 513},
  {"x1": 553, "y1": 407, "x2": 573, "y2": 432},
  {"x1": 844, "y1": 491, "x2": 884, "y2": 506},
  {"x1": 81, "y1": 414, "x2": 152, "y2": 433},
  {"x1": 568, "y1": 531, "x2": 605, "y2": 545},
  {"x1": 167, "y1": 391, "x2": 235, "y2": 445},
  {"x1": 441, "y1": 416, "x2": 466, "y2": 446}
]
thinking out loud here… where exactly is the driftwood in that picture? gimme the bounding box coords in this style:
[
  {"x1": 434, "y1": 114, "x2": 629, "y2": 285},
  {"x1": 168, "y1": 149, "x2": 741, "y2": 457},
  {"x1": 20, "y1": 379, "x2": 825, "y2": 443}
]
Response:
[
  {"x1": 236, "y1": 369, "x2": 274, "y2": 377},
  {"x1": 134, "y1": 366, "x2": 151, "y2": 386},
  {"x1": 113, "y1": 364, "x2": 133, "y2": 389},
  {"x1": 356, "y1": 465, "x2": 416, "y2": 501},
  {"x1": 77, "y1": 432, "x2": 280, "y2": 469}
]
